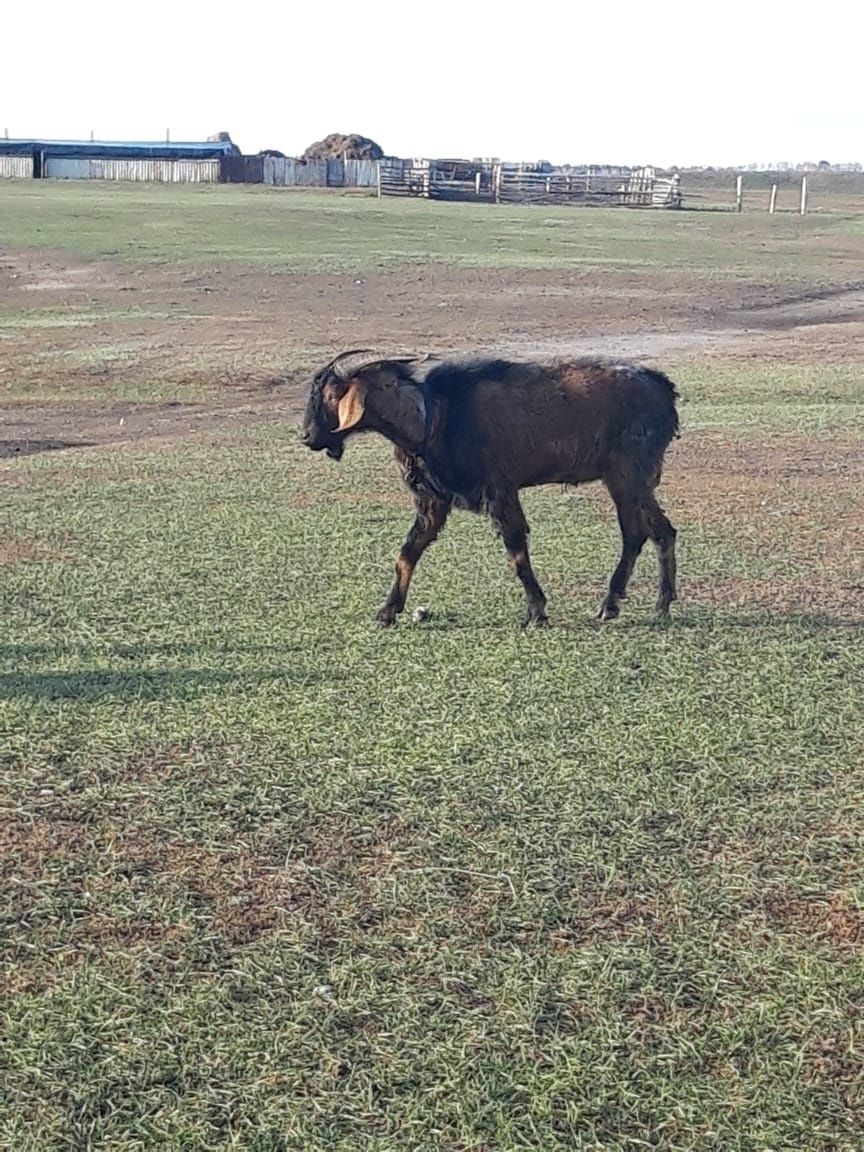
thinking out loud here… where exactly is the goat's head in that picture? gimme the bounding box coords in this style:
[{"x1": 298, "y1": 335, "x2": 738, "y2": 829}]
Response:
[{"x1": 300, "y1": 350, "x2": 428, "y2": 459}]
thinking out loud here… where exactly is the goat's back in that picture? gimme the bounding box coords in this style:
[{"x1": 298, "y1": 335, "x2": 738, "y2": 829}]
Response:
[{"x1": 422, "y1": 357, "x2": 679, "y2": 495}]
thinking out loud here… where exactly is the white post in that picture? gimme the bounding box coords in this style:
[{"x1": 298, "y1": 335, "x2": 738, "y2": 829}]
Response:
[
  {"x1": 376, "y1": 161, "x2": 382, "y2": 199},
  {"x1": 166, "y1": 128, "x2": 170, "y2": 143},
  {"x1": 735, "y1": 174, "x2": 743, "y2": 212},
  {"x1": 769, "y1": 184, "x2": 777, "y2": 214},
  {"x1": 475, "y1": 171, "x2": 481, "y2": 197},
  {"x1": 800, "y1": 175, "x2": 808, "y2": 215}
]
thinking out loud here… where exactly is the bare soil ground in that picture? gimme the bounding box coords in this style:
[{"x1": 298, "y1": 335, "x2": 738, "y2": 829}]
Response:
[
  {"x1": 2, "y1": 247, "x2": 864, "y2": 455},
  {"x1": 2, "y1": 243, "x2": 862, "y2": 624}
]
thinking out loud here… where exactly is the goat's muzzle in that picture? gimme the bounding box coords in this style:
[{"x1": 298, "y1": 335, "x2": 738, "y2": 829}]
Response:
[{"x1": 299, "y1": 425, "x2": 344, "y2": 460}]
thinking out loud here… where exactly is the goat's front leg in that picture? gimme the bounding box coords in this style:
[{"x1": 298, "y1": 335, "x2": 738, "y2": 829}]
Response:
[
  {"x1": 489, "y1": 491, "x2": 548, "y2": 627},
  {"x1": 377, "y1": 496, "x2": 451, "y2": 626}
]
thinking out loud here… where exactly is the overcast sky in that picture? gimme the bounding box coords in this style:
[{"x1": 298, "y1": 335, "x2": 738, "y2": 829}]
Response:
[{"x1": 4, "y1": 0, "x2": 861, "y2": 166}]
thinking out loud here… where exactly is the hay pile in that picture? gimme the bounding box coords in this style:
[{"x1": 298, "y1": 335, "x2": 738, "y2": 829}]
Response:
[
  {"x1": 207, "y1": 131, "x2": 241, "y2": 155},
  {"x1": 301, "y1": 133, "x2": 384, "y2": 162}
]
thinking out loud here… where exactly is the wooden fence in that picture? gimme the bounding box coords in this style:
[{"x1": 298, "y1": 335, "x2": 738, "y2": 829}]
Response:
[
  {"x1": 43, "y1": 157, "x2": 221, "y2": 183},
  {"x1": 261, "y1": 158, "x2": 378, "y2": 188},
  {"x1": 677, "y1": 170, "x2": 864, "y2": 214},
  {"x1": 378, "y1": 160, "x2": 440, "y2": 198},
  {"x1": 0, "y1": 155, "x2": 33, "y2": 179},
  {"x1": 378, "y1": 161, "x2": 681, "y2": 208},
  {"x1": 220, "y1": 156, "x2": 380, "y2": 187},
  {"x1": 496, "y1": 167, "x2": 680, "y2": 207}
]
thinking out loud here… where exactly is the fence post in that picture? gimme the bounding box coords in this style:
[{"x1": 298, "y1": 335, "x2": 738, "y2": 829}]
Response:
[
  {"x1": 735, "y1": 174, "x2": 743, "y2": 212},
  {"x1": 800, "y1": 176, "x2": 808, "y2": 215},
  {"x1": 493, "y1": 163, "x2": 502, "y2": 204},
  {"x1": 769, "y1": 183, "x2": 777, "y2": 214},
  {"x1": 475, "y1": 171, "x2": 481, "y2": 197},
  {"x1": 376, "y1": 161, "x2": 382, "y2": 198}
]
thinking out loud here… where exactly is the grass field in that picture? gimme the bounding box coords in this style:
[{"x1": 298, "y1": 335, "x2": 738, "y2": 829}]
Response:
[
  {"x1": 2, "y1": 181, "x2": 864, "y2": 277},
  {"x1": 2, "y1": 184, "x2": 863, "y2": 1150}
]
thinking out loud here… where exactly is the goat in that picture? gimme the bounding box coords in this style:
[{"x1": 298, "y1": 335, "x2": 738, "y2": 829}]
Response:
[{"x1": 300, "y1": 349, "x2": 680, "y2": 627}]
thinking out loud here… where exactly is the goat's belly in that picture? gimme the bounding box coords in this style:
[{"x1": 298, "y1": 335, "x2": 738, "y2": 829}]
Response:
[{"x1": 520, "y1": 461, "x2": 603, "y2": 488}]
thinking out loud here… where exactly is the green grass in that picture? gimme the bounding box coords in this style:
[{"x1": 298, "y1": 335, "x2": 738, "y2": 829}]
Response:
[
  {"x1": 3, "y1": 412, "x2": 864, "y2": 1150},
  {"x1": 2, "y1": 187, "x2": 864, "y2": 1150},
  {"x1": 0, "y1": 308, "x2": 184, "y2": 332},
  {"x1": 676, "y1": 361, "x2": 864, "y2": 432},
  {"x1": 1, "y1": 182, "x2": 863, "y2": 282}
]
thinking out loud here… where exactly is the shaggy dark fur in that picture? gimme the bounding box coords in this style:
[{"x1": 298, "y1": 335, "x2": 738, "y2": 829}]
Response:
[{"x1": 301, "y1": 352, "x2": 680, "y2": 627}]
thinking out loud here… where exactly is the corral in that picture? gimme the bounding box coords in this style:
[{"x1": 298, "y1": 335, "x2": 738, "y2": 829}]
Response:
[
  {"x1": 1, "y1": 182, "x2": 863, "y2": 1150},
  {"x1": 379, "y1": 159, "x2": 682, "y2": 206},
  {"x1": 4, "y1": 138, "x2": 860, "y2": 215}
]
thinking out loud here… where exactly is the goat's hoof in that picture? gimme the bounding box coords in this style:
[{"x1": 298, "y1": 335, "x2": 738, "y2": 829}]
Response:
[
  {"x1": 522, "y1": 609, "x2": 549, "y2": 629},
  {"x1": 375, "y1": 607, "x2": 398, "y2": 628},
  {"x1": 597, "y1": 602, "x2": 620, "y2": 622}
]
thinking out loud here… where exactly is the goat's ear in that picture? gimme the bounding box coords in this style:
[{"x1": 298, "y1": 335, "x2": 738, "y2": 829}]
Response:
[{"x1": 333, "y1": 379, "x2": 366, "y2": 433}]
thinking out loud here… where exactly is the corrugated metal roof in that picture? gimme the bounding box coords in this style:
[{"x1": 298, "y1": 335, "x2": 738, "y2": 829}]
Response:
[{"x1": 0, "y1": 139, "x2": 234, "y2": 159}]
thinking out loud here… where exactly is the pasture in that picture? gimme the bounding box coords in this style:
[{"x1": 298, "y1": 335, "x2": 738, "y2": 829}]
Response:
[{"x1": 1, "y1": 183, "x2": 863, "y2": 1150}]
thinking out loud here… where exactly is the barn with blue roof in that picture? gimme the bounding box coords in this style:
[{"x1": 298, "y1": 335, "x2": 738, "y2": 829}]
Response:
[{"x1": 0, "y1": 136, "x2": 236, "y2": 181}]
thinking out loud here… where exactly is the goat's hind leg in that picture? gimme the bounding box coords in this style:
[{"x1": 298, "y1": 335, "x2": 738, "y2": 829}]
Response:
[
  {"x1": 642, "y1": 494, "x2": 677, "y2": 616},
  {"x1": 597, "y1": 490, "x2": 648, "y2": 622},
  {"x1": 377, "y1": 496, "x2": 450, "y2": 626}
]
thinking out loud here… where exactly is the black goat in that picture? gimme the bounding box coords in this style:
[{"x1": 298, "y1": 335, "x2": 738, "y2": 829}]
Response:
[{"x1": 301, "y1": 350, "x2": 679, "y2": 627}]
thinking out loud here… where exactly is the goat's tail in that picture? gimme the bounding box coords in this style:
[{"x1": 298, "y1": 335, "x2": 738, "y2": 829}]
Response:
[
  {"x1": 646, "y1": 368, "x2": 681, "y2": 440},
  {"x1": 619, "y1": 369, "x2": 681, "y2": 487}
]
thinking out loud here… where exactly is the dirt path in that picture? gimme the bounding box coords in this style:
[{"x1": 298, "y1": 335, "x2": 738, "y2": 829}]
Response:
[{"x1": 2, "y1": 251, "x2": 863, "y2": 457}]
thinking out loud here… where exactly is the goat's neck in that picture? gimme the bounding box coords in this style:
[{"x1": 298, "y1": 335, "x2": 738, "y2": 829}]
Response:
[
  {"x1": 367, "y1": 392, "x2": 426, "y2": 456},
  {"x1": 371, "y1": 418, "x2": 424, "y2": 456}
]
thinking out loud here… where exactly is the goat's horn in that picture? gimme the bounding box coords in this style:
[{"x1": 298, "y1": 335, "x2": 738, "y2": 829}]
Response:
[{"x1": 324, "y1": 348, "x2": 375, "y2": 378}]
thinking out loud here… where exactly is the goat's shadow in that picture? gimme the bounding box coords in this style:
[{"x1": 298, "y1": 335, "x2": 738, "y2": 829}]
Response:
[
  {"x1": 0, "y1": 606, "x2": 858, "y2": 701},
  {"x1": 561, "y1": 609, "x2": 862, "y2": 633},
  {"x1": 0, "y1": 662, "x2": 322, "y2": 703},
  {"x1": 398, "y1": 607, "x2": 863, "y2": 634}
]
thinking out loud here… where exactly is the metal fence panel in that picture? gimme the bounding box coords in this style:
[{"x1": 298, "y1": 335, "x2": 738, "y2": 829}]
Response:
[{"x1": 43, "y1": 157, "x2": 93, "y2": 179}]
